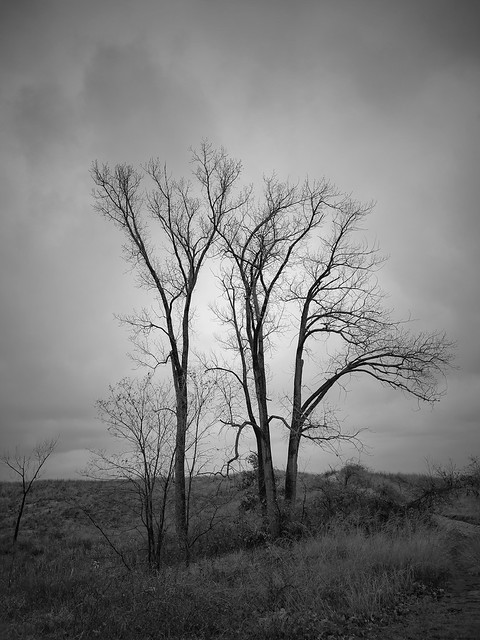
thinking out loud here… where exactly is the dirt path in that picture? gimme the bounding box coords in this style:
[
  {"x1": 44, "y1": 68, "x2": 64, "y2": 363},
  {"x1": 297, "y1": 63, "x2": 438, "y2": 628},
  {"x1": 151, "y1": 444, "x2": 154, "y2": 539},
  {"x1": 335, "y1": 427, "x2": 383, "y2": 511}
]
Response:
[{"x1": 365, "y1": 516, "x2": 480, "y2": 640}]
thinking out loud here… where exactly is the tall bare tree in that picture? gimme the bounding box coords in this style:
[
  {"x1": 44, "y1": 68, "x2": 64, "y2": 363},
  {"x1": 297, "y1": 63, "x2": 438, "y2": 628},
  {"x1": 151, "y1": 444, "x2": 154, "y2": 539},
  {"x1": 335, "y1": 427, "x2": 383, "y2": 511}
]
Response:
[
  {"x1": 91, "y1": 143, "x2": 243, "y2": 559},
  {"x1": 280, "y1": 199, "x2": 454, "y2": 513},
  {"x1": 213, "y1": 176, "x2": 340, "y2": 535},
  {"x1": 213, "y1": 170, "x2": 454, "y2": 531}
]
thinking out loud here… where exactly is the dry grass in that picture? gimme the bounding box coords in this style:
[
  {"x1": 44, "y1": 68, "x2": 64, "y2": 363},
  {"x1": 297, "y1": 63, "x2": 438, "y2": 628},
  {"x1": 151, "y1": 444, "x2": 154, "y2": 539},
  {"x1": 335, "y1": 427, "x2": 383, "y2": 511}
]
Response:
[
  {"x1": 0, "y1": 468, "x2": 476, "y2": 640},
  {"x1": 0, "y1": 519, "x2": 450, "y2": 639}
]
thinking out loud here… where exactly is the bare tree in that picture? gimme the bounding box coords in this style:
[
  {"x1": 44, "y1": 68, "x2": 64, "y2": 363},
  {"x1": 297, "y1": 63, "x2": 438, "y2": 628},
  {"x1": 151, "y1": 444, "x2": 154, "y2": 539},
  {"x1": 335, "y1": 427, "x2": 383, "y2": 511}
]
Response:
[
  {"x1": 90, "y1": 371, "x2": 219, "y2": 568},
  {"x1": 1, "y1": 437, "x2": 58, "y2": 547},
  {"x1": 91, "y1": 143, "x2": 244, "y2": 560},
  {"x1": 279, "y1": 197, "x2": 454, "y2": 513},
  {"x1": 90, "y1": 375, "x2": 175, "y2": 569},
  {"x1": 213, "y1": 170, "x2": 454, "y2": 531},
  {"x1": 213, "y1": 176, "x2": 340, "y2": 535}
]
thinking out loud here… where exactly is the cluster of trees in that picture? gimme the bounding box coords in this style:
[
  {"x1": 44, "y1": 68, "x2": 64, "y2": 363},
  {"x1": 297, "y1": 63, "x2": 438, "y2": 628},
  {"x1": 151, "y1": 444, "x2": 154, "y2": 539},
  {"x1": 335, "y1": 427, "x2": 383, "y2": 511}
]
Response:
[{"x1": 91, "y1": 142, "x2": 454, "y2": 558}]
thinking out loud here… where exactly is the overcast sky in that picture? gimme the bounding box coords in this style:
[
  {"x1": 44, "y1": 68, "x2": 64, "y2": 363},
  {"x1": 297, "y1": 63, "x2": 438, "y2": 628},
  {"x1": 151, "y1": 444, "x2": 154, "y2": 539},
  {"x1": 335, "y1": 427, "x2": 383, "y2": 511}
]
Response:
[{"x1": 1, "y1": 0, "x2": 479, "y2": 480}]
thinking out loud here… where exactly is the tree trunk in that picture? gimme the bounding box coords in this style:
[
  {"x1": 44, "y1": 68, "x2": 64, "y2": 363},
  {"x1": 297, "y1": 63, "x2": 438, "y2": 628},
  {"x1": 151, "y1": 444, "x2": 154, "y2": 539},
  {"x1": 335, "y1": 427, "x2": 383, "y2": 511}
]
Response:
[
  {"x1": 174, "y1": 380, "x2": 189, "y2": 565},
  {"x1": 284, "y1": 430, "x2": 301, "y2": 515},
  {"x1": 254, "y1": 431, "x2": 267, "y2": 514},
  {"x1": 260, "y1": 434, "x2": 280, "y2": 538},
  {"x1": 13, "y1": 492, "x2": 27, "y2": 545},
  {"x1": 252, "y1": 345, "x2": 280, "y2": 538},
  {"x1": 283, "y1": 347, "x2": 304, "y2": 518}
]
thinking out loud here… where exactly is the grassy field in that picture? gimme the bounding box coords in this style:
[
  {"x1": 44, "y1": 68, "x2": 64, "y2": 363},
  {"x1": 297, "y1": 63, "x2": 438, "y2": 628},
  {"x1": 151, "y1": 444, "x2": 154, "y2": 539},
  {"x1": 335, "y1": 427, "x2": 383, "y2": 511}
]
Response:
[{"x1": 0, "y1": 465, "x2": 478, "y2": 639}]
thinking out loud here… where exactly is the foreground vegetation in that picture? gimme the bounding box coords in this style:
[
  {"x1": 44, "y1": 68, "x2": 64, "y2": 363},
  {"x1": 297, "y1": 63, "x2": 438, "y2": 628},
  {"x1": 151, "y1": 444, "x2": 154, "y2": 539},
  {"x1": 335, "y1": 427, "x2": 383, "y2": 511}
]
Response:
[{"x1": 1, "y1": 465, "x2": 479, "y2": 639}]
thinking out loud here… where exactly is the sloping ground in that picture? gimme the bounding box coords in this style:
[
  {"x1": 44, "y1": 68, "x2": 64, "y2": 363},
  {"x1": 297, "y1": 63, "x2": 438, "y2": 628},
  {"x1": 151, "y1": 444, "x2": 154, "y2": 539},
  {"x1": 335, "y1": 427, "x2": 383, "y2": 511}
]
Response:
[{"x1": 365, "y1": 516, "x2": 480, "y2": 640}]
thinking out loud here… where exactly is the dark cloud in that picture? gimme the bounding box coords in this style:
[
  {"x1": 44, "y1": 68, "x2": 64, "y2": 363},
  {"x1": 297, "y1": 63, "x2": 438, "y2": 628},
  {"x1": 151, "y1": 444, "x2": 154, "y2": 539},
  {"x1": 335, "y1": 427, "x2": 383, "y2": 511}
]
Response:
[
  {"x1": 317, "y1": 0, "x2": 480, "y2": 113},
  {"x1": 0, "y1": 0, "x2": 479, "y2": 479},
  {"x1": 83, "y1": 44, "x2": 162, "y2": 125},
  {"x1": 12, "y1": 82, "x2": 78, "y2": 166},
  {"x1": 415, "y1": 0, "x2": 480, "y2": 62},
  {"x1": 82, "y1": 41, "x2": 215, "y2": 164}
]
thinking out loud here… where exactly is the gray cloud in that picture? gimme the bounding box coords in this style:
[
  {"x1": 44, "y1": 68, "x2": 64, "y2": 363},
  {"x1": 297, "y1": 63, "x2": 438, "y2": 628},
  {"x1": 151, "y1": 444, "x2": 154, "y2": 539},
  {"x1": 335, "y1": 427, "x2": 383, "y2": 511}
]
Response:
[
  {"x1": 81, "y1": 41, "x2": 215, "y2": 165},
  {"x1": 83, "y1": 44, "x2": 162, "y2": 126},
  {"x1": 0, "y1": 0, "x2": 479, "y2": 479},
  {"x1": 12, "y1": 82, "x2": 78, "y2": 166}
]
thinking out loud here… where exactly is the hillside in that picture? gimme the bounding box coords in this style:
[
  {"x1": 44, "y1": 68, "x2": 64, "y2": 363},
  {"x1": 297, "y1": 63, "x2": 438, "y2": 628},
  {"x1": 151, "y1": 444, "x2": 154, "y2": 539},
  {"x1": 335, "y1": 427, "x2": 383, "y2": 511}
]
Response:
[{"x1": 1, "y1": 465, "x2": 479, "y2": 639}]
